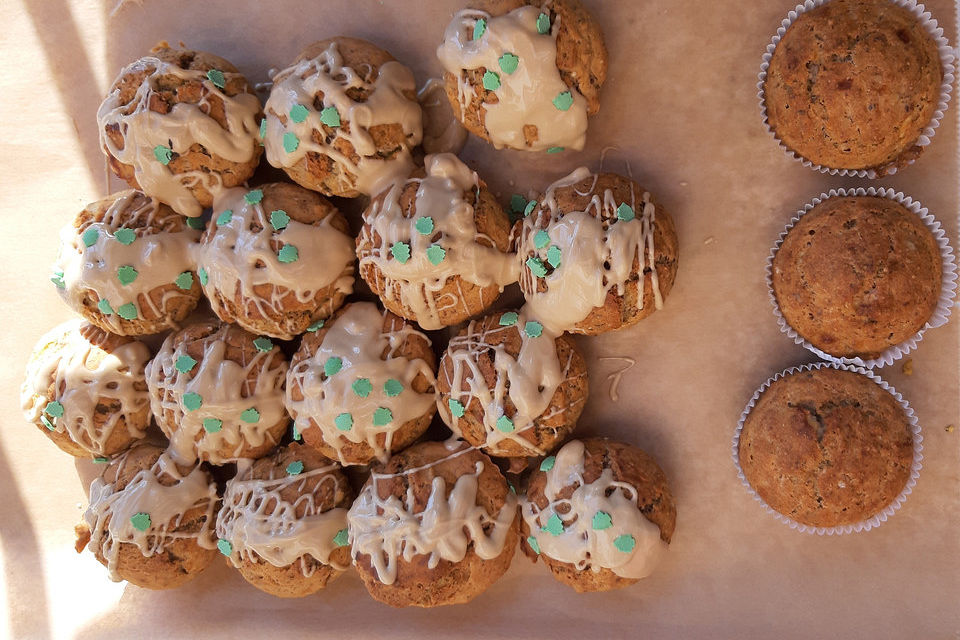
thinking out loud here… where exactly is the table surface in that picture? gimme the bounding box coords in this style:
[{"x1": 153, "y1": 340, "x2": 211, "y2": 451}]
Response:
[{"x1": 1, "y1": 0, "x2": 958, "y2": 638}]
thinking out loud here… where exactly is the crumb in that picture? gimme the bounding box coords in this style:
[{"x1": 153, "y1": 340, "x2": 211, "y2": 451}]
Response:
[
  {"x1": 946, "y1": 424, "x2": 955, "y2": 433},
  {"x1": 901, "y1": 359, "x2": 913, "y2": 376},
  {"x1": 703, "y1": 236, "x2": 715, "y2": 245}
]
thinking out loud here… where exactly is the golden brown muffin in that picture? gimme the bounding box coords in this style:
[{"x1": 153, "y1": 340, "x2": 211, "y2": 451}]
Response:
[
  {"x1": 197, "y1": 183, "x2": 356, "y2": 340},
  {"x1": 521, "y1": 438, "x2": 676, "y2": 592},
  {"x1": 146, "y1": 322, "x2": 289, "y2": 465},
  {"x1": 98, "y1": 44, "x2": 263, "y2": 217},
  {"x1": 75, "y1": 443, "x2": 219, "y2": 589},
  {"x1": 518, "y1": 170, "x2": 679, "y2": 335},
  {"x1": 356, "y1": 153, "x2": 516, "y2": 330},
  {"x1": 216, "y1": 443, "x2": 354, "y2": 598},
  {"x1": 348, "y1": 441, "x2": 520, "y2": 607},
  {"x1": 287, "y1": 302, "x2": 437, "y2": 466},
  {"x1": 437, "y1": 310, "x2": 587, "y2": 457},
  {"x1": 263, "y1": 37, "x2": 423, "y2": 198},
  {"x1": 739, "y1": 367, "x2": 914, "y2": 528},
  {"x1": 763, "y1": 0, "x2": 943, "y2": 175},
  {"x1": 52, "y1": 190, "x2": 203, "y2": 336},
  {"x1": 772, "y1": 195, "x2": 942, "y2": 359},
  {"x1": 21, "y1": 320, "x2": 152, "y2": 459}
]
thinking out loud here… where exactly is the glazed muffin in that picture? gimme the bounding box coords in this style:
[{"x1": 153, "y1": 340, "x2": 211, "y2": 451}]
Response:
[
  {"x1": 517, "y1": 169, "x2": 679, "y2": 335},
  {"x1": 356, "y1": 153, "x2": 516, "y2": 330},
  {"x1": 263, "y1": 37, "x2": 423, "y2": 198},
  {"x1": 763, "y1": 0, "x2": 943, "y2": 175},
  {"x1": 75, "y1": 443, "x2": 219, "y2": 589},
  {"x1": 437, "y1": 309, "x2": 587, "y2": 457},
  {"x1": 437, "y1": 0, "x2": 607, "y2": 151},
  {"x1": 52, "y1": 190, "x2": 203, "y2": 336},
  {"x1": 286, "y1": 302, "x2": 437, "y2": 466},
  {"x1": 738, "y1": 367, "x2": 914, "y2": 528},
  {"x1": 772, "y1": 195, "x2": 942, "y2": 360},
  {"x1": 196, "y1": 183, "x2": 355, "y2": 340},
  {"x1": 97, "y1": 44, "x2": 263, "y2": 217},
  {"x1": 216, "y1": 443, "x2": 354, "y2": 598},
  {"x1": 521, "y1": 438, "x2": 676, "y2": 592},
  {"x1": 348, "y1": 441, "x2": 519, "y2": 607},
  {"x1": 20, "y1": 320, "x2": 151, "y2": 459},
  {"x1": 146, "y1": 322, "x2": 289, "y2": 465}
]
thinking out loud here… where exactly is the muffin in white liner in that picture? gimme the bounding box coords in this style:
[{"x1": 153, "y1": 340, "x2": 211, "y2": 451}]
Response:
[
  {"x1": 732, "y1": 362, "x2": 922, "y2": 535},
  {"x1": 758, "y1": 0, "x2": 956, "y2": 177},
  {"x1": 766, "y1": 187, "x2": 957, "y2": 368}
]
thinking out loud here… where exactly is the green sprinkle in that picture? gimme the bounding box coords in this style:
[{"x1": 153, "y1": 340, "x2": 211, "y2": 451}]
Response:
[
  {"x1": 206, "y1": 69, "x2": 226, "y2": 89},
  {"x1": 283, "y1": 132, "x2": 299, "y2": 153},
  {"x1": 592, "y1": 511, "x2": 613, "y2": 530},
  {"x1": 391, "y1": 242, "x2": 411, "y2": 264},
  {"x1": 542, "y1": 513, "x2": 563, "y2": 536},
  {"x1": 482, "y1": 70, "x2": 501, "y2": 91},
  {"x1": 473, "y1": 17, "x2": 486, "y2": 40},
  {"x1": 306, "y1": 319, "x2": 325, "y2": 332},
  {"x1": 534, "y1": 229, "x2": 550, "y2": 249},
  {"x1": 116, "y1": 265, "x2": 138, "y2": 286},
  {"x1": 333, "y1": 528, "x2": 349, "y2": 547},
  {"x1": 499, "y1": 311, "x2": 518, "y2": 326},
  {"x1": 509, "y1": 483, "x2": 517, "y2": 494},
  {"x1": 203, "y1": 418, "x2": 222, "y2": 433},
  {"x1": 614, "y1": 534, "x2": 636, "y2": 553},
  {"x1": 553, "y1": 91, "x2": 574, "y2": 111},
  {"x1": 319, "y1": 106, "x2": 341, "y2": 128},
  {"x1": 186, "y1": 216, "x2": 206, "y2": 230},
  {"x1": 130, "y1": 512, "x2": 151, "y2": 531},
  {"x1": 324, "y1": 357, "x2": 343, "y2": 377},
  {"x1": 383, "y1": 379, "x2": 404, "y2": 397},
  {"x1": 82, "y1": 228, "x2": 99, "y2": 247},
  {"x1": 547, "y1": 245, "x2": 562, "y2": 268},
  {"x1": 523, "y1": 200, "x2": 537, "y2": 217},
  {"x1": 448, "y1": 398, "x2": 465, "y2": 418},
  {"x1": 253, "y1": 337, "x2": 274, "y2": 352},
  {"x1": 510, "y1": 194, "x2": 527, "y2": 214},
  {"x1": 539, "y1": 456, "x2": 555, "y2": 471},
  {"x1": 415, "y1": 216, "x2": 435, "y2": 235},
  {"x1": 426, "y1": 244, "x2": 446, "y2": 265},
  {"x1": 40, "y1": 415, "x2": 56, "y2": 430},
  {"x1": 352, "y1": 378, "x2": 373, "y2": 398},
  {"x1": 51, "y1": 271, "x2": 65, "y2": 289},
  {"x1": 526, "y1": 256, "x2": 547, "y2": 278},
  {"x1": 175, "y1": 355, "x2": 197, "y2": 373},
  {"x1": 259, "y1": 118, "x2": 267, "y2": 139},
  {"x1": 292, "y1": 423, "x2": 301, "y2": 441},
  {"x1": 546, "y1": 146, "x2": 564, "y2": 154},
  {"x1": 277, "y1": 244, "x2": 299, "y2": 263},
  {"x1": 217, "y1": 539, "x2": 233, "y2": 556},
  {"x1": 97, "y1": 299, "x2": 114, "y2": 315},
  {"x1": 524, "y1": 321, "x2": 543, "y2": 338},
  {"x1": 93, "y1": 457, "x2": 109, "y2": 464},
  {"x1": 289, "y1": 104, "x2": 309, "y2": 123},
  {"x1": 44, "y1": 401, "x2": 64, "y2": 418},
  {"x1": 241, "y1": 408, "x2": 260, "y2": 423},
  {"x1": 245, "y1": 189, "x2": 263, "y2": 205},
  {"x1": 527, "y1": 535, "x2": 541, "y2": 554},
  {"x1": 286, "y1": 460, "x2": 304, "y2": 475},
  {"x1": 198, "y1": 267, "x2": 209, "y2": 287},
  {"x1": 496, "y1": 415, "x2": 514, "y2": 433},
  {"x1": 153, "y1": 145, "x2": 172, "y2": 165},
  {"x1": 174, "y1": 272, "x2": 194, "y2": 291},
  {"x1": 182, "y1": 392, "x2": 202, "y2": 411},
  {"x1": 616, "y1": 203, "x2": 635, "y2": 222},
  {"x1": 117, "y1": 303, "x2": 137, "y2": 320},
  {"x1": 335, "y1": 412, "x2": 353, "y2": 431},
  {"x1": 216, "y1": 210, "x2": 233, "y2": 226},
  {"x1": 114, "y1": 228, "x2": 136, "y2": 245},
  {"x1": 373, "y1": 407, "x2": 393, "y2": 426},
  {"x1": 498, "y1": 52, "x2": 519, "y2": 74},
  {"x1": 537, "y1": 12, "x2": 550, "y2": 34},
  {"x1": 270, "y1": 209, "x2": 290, "y2": 231}
]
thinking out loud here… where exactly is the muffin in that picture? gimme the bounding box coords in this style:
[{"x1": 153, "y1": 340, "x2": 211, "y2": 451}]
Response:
[
  {"x1": 521, "y1": 438, "x2": 676, "y2": 592},
  {"x1": 146, "y1": 321, "x2": 289, "y2": 465},
  {"x1": 75, "y1": 443, "x2": 219, "y2": 589},
  {"x1": 286, "y1": 302, "x2": 437, "y2": 466},
  {"x1": 215, "y1": 443, "x2": 354, "y2": 598},
  {"x1": 772, "y1": 195, "x2": 942, "y2": 360},
  {"x1": 263, "y1": 37, "x2": 423, "y2": 198},
  {"x1": 356, "y1": 153, "x2": 517, "y2": 330},
  {"x1": 20, "y1": 320, "x2": 151, "y2": 459},
  {"x1": 436, "y1": 0, "x2": 607, "y2": 151},
  {"x1": 517, "y1": 169, "x2": 679, "y2": 335},
  {"x1": 738, "y1": 366, "x2": 915, "y2": 529},
  {"x1": 196, "y1": 183, "x2": 355, "y2": 340},
  {"x1": 763, "y1": 0, "x2": 944, "y2": 175},
  {"x1": 348, "y1": 441, "x2": 519, "y2": 607},
  {"x1": 437, "y1": 309, "x2": 587, "y2": 457},
  {"x1": 97, "y1": 44, "x2": 263, "y2": 217},
  {"x1": 52, "y1": 190, "x2": 203, "y2": 336}
]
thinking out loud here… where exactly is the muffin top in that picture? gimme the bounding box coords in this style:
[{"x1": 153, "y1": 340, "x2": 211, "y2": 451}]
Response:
[
  {"x1": 772, "y1": 195, "x2": 942, "y2": 359},
  {"x1": 763, "y1": 0, "x2": 943, "y2": 174},
  {"x1": 739, "y1": 367, "x2": 914, "y2": 528}
]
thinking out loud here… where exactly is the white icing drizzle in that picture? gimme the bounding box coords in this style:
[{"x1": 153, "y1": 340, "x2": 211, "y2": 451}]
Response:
[
  {"x1": 197, "y1": 186, "x2": 355, "y2": 339},
  {"x1": 146, "y1": 324, "x2": 288, "y2": 465},
  {"x1": 286, "y1": 303, "x2": 437, "y2": 465},
  {"x1": 20, "y1": 320, "x2": 151, "y2": 456},
  {"x1": 217, "y1": 463, "x2": 349, "y2": 574},
  {"x1": 83, "y1": 449, "x2": 218, "y2": 581},
  {"x1": 519, "y1": 168, "x2": 662, "y2": 334},
  {"x1": 522, "y1": 440, "x2": 667, "y2": 579},
  {"x1": 437, "y1": 6, "x2": 588, "y2": 151},
  {"x1": 418, "y1": 77, "x2": 469, "y2": 155},
  {"x1": 97, "y1": 56, "x2": 261, "y2": 217},
  {"x1": 54, "y1": 190, "x2": 201, "y2": 333},
  {"x1": 264, "y1": 41, "x2": 423, "y2": 197},
  {"x1": 598, "y1": 356, "x2": 635, "y2": 403},
  {"x1": 348, "y1": 453, "x2": 517, "y2": 585},
  {"x1": 357, "y1": 153, "x2": 518, "y2": 330}
]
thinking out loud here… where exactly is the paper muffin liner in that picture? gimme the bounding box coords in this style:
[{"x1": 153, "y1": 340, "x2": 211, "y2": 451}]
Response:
[
  {"x1": 758, "y1": 0, "x2": 957, "y2": 177},
  {"x1": 766, "y1": 187, "x2": 957, "y2": 368},
  {"x1": 732, "y1": 361, "x2": 923, "y2": 535}
]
